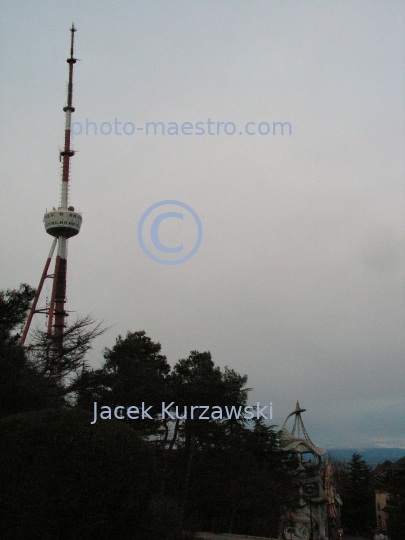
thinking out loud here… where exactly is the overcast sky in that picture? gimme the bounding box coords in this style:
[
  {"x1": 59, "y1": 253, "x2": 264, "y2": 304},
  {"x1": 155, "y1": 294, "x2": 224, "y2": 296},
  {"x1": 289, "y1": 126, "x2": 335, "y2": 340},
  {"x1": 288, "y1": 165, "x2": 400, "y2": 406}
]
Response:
[{"x1": 1, "y1": 1, "x2": 404, "y2": 449}]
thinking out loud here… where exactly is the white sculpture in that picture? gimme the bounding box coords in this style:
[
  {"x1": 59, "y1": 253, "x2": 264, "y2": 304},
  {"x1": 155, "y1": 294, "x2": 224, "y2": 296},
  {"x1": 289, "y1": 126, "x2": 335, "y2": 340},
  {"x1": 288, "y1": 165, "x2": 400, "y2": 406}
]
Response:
[{"x1": 280, "y1": 401, "x2": 328, "y2": 540}]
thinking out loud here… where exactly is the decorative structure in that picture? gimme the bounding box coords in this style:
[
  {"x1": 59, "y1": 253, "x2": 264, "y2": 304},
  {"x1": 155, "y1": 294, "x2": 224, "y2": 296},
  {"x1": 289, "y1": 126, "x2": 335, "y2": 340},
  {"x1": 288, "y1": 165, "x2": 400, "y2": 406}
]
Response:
[
  {"x1": 323, "y1": 460, "x2": 342, "y2": 538},
  {"x1": 22, "y1": 25, "x2": 82, "y2": 349},
  {"x1": 280, "y1": 401, "x2": 327, "y2": 540}
]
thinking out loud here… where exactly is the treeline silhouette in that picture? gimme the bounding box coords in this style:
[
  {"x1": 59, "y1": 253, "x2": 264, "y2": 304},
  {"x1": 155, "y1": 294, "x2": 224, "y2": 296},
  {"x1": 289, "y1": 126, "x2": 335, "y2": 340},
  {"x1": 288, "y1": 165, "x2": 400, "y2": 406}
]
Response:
[{"x1": 1, "y1": 284, "x2": 296, "y2": 539}]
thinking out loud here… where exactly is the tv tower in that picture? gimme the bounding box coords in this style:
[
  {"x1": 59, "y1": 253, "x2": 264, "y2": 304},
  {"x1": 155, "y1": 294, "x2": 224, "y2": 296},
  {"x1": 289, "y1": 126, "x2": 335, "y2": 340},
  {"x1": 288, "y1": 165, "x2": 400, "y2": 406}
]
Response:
[{"x1": 22, "y1": 25, "x2": 82, "y2": 349}]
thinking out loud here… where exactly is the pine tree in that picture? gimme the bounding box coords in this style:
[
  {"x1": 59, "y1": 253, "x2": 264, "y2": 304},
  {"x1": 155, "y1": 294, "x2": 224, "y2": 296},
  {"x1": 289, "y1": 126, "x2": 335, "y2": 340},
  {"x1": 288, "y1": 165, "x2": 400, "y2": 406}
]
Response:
[
  {"x1": 341, "y1": 452, "x2": 375, "y2": 534},
  {"x1": 73, "y1": 330, "x2": 172, "y2": 435},
  {"x1": 0, "y1": 284, "x2": 62, "y2": 417}
]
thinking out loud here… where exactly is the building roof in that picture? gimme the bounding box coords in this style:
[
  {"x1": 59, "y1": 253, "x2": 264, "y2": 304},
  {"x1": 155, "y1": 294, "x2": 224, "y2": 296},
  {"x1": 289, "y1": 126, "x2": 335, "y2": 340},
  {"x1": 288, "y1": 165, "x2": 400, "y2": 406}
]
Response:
[
  {"x1": 373, "y1": 455, "x2": 405, "y2": 489},
  {"x1": 386, "y1": 455, "x2": 405, "y2": 472},
  {"x1": 373, "y1": 460, "x2": 392, "y2": 474}
]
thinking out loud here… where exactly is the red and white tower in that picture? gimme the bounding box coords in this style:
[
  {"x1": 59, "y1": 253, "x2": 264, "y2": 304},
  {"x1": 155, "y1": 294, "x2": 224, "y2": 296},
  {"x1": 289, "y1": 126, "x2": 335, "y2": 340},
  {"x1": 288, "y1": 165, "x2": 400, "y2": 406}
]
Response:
[{"x1": 22, "y1": 25, "x2": 82, "y2": 349}]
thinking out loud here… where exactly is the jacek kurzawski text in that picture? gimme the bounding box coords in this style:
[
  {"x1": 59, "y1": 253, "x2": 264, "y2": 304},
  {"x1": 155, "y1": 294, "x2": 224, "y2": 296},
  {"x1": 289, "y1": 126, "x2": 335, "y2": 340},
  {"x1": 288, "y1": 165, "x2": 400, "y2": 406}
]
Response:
[{"x1": 90, "y1": 401, "x2": 273, "y2": 424}]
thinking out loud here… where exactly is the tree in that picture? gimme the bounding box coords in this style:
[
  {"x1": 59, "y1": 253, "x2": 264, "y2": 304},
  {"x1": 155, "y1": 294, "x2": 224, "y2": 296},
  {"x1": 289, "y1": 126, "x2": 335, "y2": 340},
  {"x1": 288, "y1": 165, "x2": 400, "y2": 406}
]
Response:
[
  {"x1": 161, "y1": 352, "x2": 296, "y2": 536},
  {"x1": 341, "y1": 453, "x2": 375, "y2": 534},
  {"x1": 73, "y1": 331, "x2": 172, "y2": 435},
  {"x1": 0, "y1": 284, "x2": 107, "y2": 416},
  {"x1": 0, "y1": 283, "x2": 35, "y2": 337},
  {"x1": 0, "y1": 284, "x2": 62, "y2": 418},
  {"x1": 0, "y1": 339, "x2": 63, "y2": 419},
  {"x1": 28, "y1": 314, "x2": 107, "y2": 385},
  {"x1": 168, "y1": 351, "x2": 249, "y2": 450},
  {"x1": 0, "y1": 408, "x2": 167, "y2": 540},
  {"x1": 326, "y1": 456, "x2": 348, "y2": 497},
  {"x1": 164, "y1": 351, "x2": 249, "y2": 528},
  {"x1": 168, "y1": 419, "x2": 296, "y2": 537},
  {"x1": 71, "y1": 334, "x2": 298, "y2": 537}
]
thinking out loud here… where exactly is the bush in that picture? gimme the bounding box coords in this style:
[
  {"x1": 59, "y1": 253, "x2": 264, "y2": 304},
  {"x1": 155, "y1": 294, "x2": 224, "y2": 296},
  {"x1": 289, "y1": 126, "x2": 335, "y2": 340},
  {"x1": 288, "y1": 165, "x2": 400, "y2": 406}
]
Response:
[{"x1": 0, "y1": 408, "x2": 161, "y2": 539}]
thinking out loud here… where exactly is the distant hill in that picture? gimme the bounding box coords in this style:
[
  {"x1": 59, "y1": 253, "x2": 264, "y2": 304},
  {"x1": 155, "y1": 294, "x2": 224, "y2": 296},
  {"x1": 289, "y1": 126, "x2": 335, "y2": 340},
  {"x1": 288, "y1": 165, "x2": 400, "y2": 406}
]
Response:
[{"x1": 326, "y1": 448, "x2": 405, "y2": 468}]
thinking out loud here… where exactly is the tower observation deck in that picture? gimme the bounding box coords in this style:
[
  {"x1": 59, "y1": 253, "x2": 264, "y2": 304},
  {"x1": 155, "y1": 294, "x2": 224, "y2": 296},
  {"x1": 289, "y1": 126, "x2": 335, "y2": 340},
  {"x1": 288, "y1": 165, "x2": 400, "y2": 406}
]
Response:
[{"x1": 44, "y1": 207, "x2": 82, "y2": 238}]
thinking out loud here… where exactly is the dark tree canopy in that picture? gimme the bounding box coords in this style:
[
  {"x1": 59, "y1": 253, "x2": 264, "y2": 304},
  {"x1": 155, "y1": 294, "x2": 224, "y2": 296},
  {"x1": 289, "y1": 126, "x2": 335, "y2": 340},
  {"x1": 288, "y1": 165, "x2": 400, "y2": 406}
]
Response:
[
  {"x1": 0, "y1": 283, "x2": 35, "y2": 336},
  {"x1": 0, "y1": 284, "x2": 62, "y2": 417},
  {"x1": 341, "y1": 453, "x2": 375, "y2": 534},
  {"x1": 73, "y1": 331, "x2": 172, "y2": 435},
  {"x1": 166, "y1": 419, "x2": 296, "y2": 537},
  {"x1": 168, "y1": 351, "x2": 250, "y2": 450},
  {"x1": 1, "y1": 286, "x2": 297, "y2": 539},
  {"x1": 29, "y1": 314, "x2": 107, "y2": 383},
  {"x1": 0, "y1": 409, "x2": 165, "y2": 540}
]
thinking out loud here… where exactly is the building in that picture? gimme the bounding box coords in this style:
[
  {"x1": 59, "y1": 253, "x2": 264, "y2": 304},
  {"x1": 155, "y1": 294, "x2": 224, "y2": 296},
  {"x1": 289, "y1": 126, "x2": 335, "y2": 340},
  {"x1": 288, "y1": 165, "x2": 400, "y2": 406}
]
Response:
[{"x1": 373, "y1": 456, "x2": 405, "y2": 537}]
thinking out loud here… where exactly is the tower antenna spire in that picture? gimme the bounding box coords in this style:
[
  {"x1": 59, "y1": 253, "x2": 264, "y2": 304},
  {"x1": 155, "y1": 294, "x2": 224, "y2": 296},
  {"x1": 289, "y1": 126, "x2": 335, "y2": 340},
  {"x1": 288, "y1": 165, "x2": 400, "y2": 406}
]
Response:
[{"x1": 22, "y1": 26, "x2": 83, "y2": 349}]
